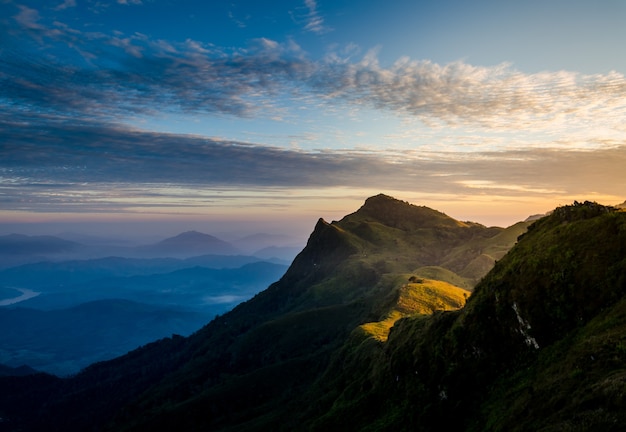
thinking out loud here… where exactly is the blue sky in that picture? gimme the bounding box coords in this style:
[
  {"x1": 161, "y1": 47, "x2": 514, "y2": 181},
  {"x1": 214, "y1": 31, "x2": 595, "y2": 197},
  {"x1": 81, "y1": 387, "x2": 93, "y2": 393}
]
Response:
[{"x1": 1, "y1": 0, "x2": 626, "y2": 237}]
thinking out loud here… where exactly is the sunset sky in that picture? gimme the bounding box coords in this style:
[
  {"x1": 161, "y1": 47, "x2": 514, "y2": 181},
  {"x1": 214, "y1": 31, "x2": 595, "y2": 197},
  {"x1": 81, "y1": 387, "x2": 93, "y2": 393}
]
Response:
[{"x1": 1, "y1": 0, "x2": 625, "y2": 239}]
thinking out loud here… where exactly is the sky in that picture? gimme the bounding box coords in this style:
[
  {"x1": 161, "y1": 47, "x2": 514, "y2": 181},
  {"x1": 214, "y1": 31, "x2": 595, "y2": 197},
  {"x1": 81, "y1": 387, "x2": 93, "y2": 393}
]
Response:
[{"x1": 1, "y1": 0, "x2": 626, "y2": 239}]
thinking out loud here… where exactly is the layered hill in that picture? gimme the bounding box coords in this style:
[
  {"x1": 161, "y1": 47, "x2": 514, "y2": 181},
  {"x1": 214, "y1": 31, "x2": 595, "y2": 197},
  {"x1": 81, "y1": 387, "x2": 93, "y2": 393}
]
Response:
[
  {"x1": 137, "y1": 231, "x2": 240, "y2": 257},
  {"x1": 4, "y1": 196, "x2": 624, "y2": 431},
  {"x1": 0, "y1": 234, "x2": 84, "y2": 269}
]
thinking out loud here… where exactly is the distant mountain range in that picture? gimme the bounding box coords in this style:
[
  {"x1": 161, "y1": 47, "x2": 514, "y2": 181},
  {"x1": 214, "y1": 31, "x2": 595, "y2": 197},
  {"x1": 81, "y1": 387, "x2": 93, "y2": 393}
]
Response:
[
  {"x1": 0, "y1": 229, "x2": 301, "y2": 269},
  {"x1": 0, "y1": 234, "x2": 83, "y2": 268},
  {"x1": 0, "y1": 234, "x2": 80, "y2": 255},
  {"x1": 0, "y1": 230, "x2": 291, "y2": 376}
]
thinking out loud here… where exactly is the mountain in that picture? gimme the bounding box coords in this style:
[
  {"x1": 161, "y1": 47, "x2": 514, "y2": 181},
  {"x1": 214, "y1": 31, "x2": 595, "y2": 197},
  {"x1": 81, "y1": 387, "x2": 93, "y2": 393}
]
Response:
[
  {"x1": 139, "y1": 230, "x2": 240, "y2": 257},
  {"x1": 305, "y1": 200, "x2": 626, "y2": 431},
  {"x1": 3, "y1": 196, "x2": 625, "y2": 431},
  {"x1": 0, "y1": 230, "x2": 296, "y2": 267},
  {"x1": 0, "y1": 234, "x2": 85, "y2": 269},
  {"x1": 0, "y1": 256, "x2": 285, "y2": 294},
  {"x1": 0, "y1": 194, "x2": 526, "y2": 431},
  {"x1": 0, "y1": 234, "x2": 80, "y2": 255}
]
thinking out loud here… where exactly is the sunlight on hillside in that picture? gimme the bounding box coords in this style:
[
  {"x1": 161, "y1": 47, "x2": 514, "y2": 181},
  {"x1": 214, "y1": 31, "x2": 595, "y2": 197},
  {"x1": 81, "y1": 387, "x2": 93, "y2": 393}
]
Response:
[{"x1": 359, "y1": 278, "x2": 469, "y2": 342}]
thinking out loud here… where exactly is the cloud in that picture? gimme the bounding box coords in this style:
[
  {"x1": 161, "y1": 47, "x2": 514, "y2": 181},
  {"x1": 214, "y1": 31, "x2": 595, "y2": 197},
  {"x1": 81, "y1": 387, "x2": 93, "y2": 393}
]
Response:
[
  {"x1": 13, "y1": 5, "x2": 44, "y2": 30},
  {"x1": 0, "y1": 119, "x2": 410, "y2": 189},
  {"x1": 313, "y1": 55, "x2": 626, "y2": 131},
  {"x1": 2, "y1": 11, "x2": 314, "y2": 120},
  {"x1": 55, "y1": 0, "x2": 76, "y2": 10},
  {"x1": 302, "y1": 0, "x2": 329, "y2": 34},
  {"x1": 1, "y1": 117, "x2": 624, "y2": 214}
]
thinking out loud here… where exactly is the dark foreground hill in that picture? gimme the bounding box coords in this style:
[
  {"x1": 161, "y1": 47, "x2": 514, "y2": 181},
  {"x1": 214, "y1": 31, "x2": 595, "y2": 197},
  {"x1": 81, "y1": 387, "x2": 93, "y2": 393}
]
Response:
[{"x1": 1, "y1": 196, "x2": 625, "y2": 431}]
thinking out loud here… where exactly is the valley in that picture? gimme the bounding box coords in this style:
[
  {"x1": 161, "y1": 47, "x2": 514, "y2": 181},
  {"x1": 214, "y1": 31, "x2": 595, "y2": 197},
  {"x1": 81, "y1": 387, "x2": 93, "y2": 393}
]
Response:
[{"x1": 0, "y1": 231, "x2": 293, "y2": 375}]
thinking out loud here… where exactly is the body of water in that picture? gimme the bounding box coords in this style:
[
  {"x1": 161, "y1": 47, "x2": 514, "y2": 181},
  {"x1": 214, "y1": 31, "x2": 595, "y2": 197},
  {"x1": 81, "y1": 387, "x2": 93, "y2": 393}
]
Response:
[{"x1": 0, "y1": 288, "x2": 41, "y2": 306}]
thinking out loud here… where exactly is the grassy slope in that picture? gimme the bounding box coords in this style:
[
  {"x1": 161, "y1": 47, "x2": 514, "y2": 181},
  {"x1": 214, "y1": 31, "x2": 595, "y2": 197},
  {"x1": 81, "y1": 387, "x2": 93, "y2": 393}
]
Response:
[
  {"x1": 305, "y1": 202, "x2": 626, "y2": 432},
  {"x1": 359, "y1": 277, "x2": 469, "y2": 341}
]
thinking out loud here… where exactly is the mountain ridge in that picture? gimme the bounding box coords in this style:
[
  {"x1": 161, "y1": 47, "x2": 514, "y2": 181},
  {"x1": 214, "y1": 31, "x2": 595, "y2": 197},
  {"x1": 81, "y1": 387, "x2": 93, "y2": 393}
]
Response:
[
  {"x1": 303, "y1": 200, "x2": 626, "y2": 431},
  {"x1": 2, "y1": 196, "x2": 624, "y2": 431},
  {"x1": 0, "y1": 230, "x2": 287, "y2": 268}
]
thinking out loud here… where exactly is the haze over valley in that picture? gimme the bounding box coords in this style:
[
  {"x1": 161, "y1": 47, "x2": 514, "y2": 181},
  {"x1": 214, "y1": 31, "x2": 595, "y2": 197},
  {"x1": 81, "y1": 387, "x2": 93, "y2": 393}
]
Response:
[{"x1": 0, "y1": 229, "x2": 292, "y2": 375}]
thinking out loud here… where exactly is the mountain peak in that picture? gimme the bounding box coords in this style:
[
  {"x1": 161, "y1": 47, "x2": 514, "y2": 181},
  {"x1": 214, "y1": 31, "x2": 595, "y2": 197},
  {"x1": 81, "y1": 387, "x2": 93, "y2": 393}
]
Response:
[
  {"x1": 151, "y1": 231, "x2": 239, "y2": 256},
  {"x1": 363, "y1": 193, "x2": 398, "y2": 204},
  {"x1": 350, "y1": 194, "x2": 463, "y2": 229}
]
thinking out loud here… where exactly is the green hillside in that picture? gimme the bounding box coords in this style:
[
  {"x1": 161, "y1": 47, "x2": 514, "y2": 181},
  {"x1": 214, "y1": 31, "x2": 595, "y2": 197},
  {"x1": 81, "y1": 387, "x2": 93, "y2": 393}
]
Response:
[
  {"x1": 305, "y1": 201, "x2": 626, "y2": 431},
  {"x1": 3, "y1": 197, "x2": 625, "y2": 432}
]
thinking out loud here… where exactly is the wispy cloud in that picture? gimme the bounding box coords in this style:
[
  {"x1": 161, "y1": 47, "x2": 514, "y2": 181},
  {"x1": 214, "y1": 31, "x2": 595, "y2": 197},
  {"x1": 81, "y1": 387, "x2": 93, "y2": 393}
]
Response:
[
  {"x1": 302, "y1": 0, "x2": 329, "y2": 34},
  {"x1": 55, "y1": 0, "x2": 76, "y2": 11},
  {"x1": 2, "y1": 10, "x2": 312, "y2": 119},
  {"x1": 314, "y1": 53, "x2": 626, "y2": 132},
  {"x1": 4, "y1": 7, "x2": 626, "y2": 136}
]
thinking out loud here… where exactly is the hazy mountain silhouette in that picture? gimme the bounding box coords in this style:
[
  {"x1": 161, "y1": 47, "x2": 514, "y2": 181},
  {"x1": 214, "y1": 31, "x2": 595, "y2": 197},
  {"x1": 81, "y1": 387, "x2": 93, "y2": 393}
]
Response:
[
  {"x1": 0, "y1": 230, "x2": 298, "y2": 268},
  {"x1": 139, "y1": 230, "x2": 240, "y2": 257},
  {"x1": 0, "y1": 234, "x2": 85, "y2": 268},
  {"x1": 0, "y1": 234, "x2": 80, "y2": 255}
]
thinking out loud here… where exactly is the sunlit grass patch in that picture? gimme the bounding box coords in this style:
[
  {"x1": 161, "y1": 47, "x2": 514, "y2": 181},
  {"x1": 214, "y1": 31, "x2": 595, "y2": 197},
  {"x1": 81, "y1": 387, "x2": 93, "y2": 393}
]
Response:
[{"x1": 360, "y1": 278, "x2": 469, "y2": 341}]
